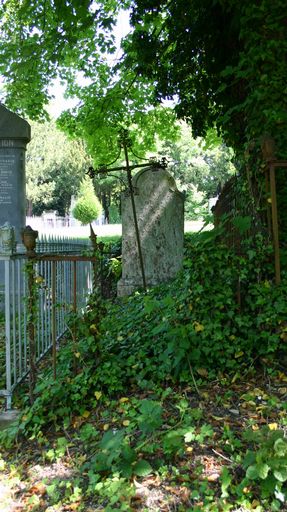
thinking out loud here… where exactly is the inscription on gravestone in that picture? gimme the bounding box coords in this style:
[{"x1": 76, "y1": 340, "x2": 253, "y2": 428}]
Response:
[
  {"x1": 117, "y1": 167, "x2": 184, "y2": 296},
  {"x1": 0, "y1": 147, "x2": 16, "y2": 206}
]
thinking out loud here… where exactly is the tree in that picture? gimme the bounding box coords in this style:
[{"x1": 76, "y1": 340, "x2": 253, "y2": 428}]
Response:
[
  {"x1": 0, "y1": 0, "x2": 120, "y2": 119},
  {"x1": 26, "y1": 120, "x2": 92, "y2": 215},
  {"x1": 72, "y1": 177, "x2": 102, "y2": 226},
  {"x1": 155, "y1": 123, "x2": 235, "y2": 220},
  {"x1": 124, "y1": 0, "x2": 287, "y2": 239},
  {"x1": 159, "y1": 124, "x2": 235, "y2": 195},
  {"x1": 2, "y1": 0, "x2": 286, "y2": 233},
  {"x1": 126, "y1": 1, "x2": 287, "y2": 155},
  {"x1": 1, "y1": 1, "x2": 286, "y2": 158},
  {"x1": 0, "y1": 0, "x2": 179, "y2": 165}
]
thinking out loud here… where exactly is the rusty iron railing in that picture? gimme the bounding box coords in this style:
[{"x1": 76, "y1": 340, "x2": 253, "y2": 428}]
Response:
[{"x1": 0, "y1": 236, "x2": 97, "y2": 409}]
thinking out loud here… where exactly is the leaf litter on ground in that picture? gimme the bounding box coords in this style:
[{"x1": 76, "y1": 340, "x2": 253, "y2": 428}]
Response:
[{"x1": 1, "y1": 362, "x2": 287, "y2": 511}]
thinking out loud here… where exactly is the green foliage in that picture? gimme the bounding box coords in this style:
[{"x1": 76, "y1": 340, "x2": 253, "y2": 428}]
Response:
[
  {"x1": 107, "y1": 257, "x2": 122, "y2": 281},
  {"x1": 158, "y1": 123, "x2": 235, "y2": 206},
  {"x1": 2, "y1": 238, "x2": 287, "y2": 510},
  {"x1": 127, "y1": 1, "x2": 287, "y2": 155},
  {"x1": 91, "y1": 230, "x2": 285, "y2": 392},
  {"x1": 1, "y1": 0, "x2": 286, "y2": 166},
  {"x1": 58, "y1": 94, "x2": 179, "y2": 168},
  {"x1": 0, "y1": 0, "x2": 120, "y2": 119},
  {"x1": 72, "y1": 177, "x2": 102, "y2": 225},
  {"x1": 108, "y1": 203, "x2": 121, "y2": 224},
  {"x1": 242, "y1": 427, "x2": 287, "y2": 504},
  {"x1": 26, "y1": 120, "x2": 92, "y2": 215}
]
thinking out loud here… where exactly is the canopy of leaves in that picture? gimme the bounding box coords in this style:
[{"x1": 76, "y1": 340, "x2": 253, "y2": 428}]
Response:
[
  {"x1": 0, "y1": 0, "x2": 179, "y2": 165},
  {"x1": 72, "y1": 177, "x2": 102, "y2": 224},
  {"x1": 159, "y1": 124, "x2": 235, "y2": 195},
  {"x1": 127, "y1": 1, "x2": 287, "y2": 155},
  {"x1": 0, "y1": 0, "x2": 122, "y2": 118},
  {"x1": 1, "y1": 1, "x2": 286, "y2": 161}
]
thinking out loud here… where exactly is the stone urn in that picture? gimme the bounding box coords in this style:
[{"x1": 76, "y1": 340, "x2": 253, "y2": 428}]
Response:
[{"x1": 21, "y1": 226, "x2": 38, "y2": 255}]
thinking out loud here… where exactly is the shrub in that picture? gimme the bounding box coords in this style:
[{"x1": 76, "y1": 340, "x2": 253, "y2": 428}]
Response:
[{"x1": 72, "y1": 177, "x2": 102, "y2": 225}]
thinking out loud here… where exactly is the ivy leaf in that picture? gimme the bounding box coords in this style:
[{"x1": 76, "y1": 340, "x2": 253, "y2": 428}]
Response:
[
  {"x1": 257, "y1": 463, "x2": 270, "y2": 480},
  {"x1": 246, "y1": 463, "x2": 269, "y2": 480},
  {"x1": 246, "y1": 464, "x2": 259, "y2": 480},
  {"x1": 99, "y1": 429, "x2": 124, "y2": 451},
  {"x1": 193, "y1": 321, "x2": 204, "y2": 332},
  {"x1": 184, "y1": 428, "x2": 196, "y2": 443},
  {"x1": 274, "y1": 438, "x2": 287, "y2": 457},
  {"x1": 133, "y1": 459, "x2": 153, "y2": 477},
  {"x1": 232, "y1": 216, "x2": 252, "y2": 235},
  {"x1": 220, "y1": 467, "x2": 231, "y2": 498},
  {"x1": 273, "y1": 469, "x2": 287, "y2": 483}
]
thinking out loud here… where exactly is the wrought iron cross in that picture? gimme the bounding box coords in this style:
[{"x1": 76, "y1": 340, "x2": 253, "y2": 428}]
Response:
[{"x1": 86, "y1": 129, "x2": 167, "y2": 292}]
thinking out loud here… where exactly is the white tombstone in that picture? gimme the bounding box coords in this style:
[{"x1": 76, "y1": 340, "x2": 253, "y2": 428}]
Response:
[{"x1": 117, "y1": 167, "x2": 184, "y2": 296}]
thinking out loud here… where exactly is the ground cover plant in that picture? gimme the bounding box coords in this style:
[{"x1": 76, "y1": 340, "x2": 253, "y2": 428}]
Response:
[{"x1": 1, "y1": 230, "x2": 287, "y2": 511}]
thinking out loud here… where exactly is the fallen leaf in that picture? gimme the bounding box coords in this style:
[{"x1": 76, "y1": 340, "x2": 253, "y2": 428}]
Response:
[
  {"x1": 197, "y1": 368, "x2": 208, "y2": 378},
  {"x1": 194, "y1": 321, "x2": 204, "y2": 332},
  {"x1": 229, "y1": 409, "x2": 240, "y2": 415},
  {"x1": 268, "y1": 423, "x2": 278, "y2": 430},
  {"x1": 207, "y1": 473, "x2": 220, "y2": 482},
  {"x1": 27, "y1": 482, "x2": 47, "y2": 496}
]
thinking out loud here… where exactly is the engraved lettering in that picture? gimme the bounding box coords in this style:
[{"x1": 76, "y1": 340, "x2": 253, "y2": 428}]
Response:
[
  {"x1": 0, "y1": 153, "x2": 15, "y2": 205},
  {"x1": 1, "y1": 139, "x2": 14, "y2": 148}
]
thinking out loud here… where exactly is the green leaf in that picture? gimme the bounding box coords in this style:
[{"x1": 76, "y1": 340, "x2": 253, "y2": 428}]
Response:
[
  {"x1": 221, "y1": 467, "x2": 232, "y2": 498},
  {"x1": 133, "y1": 459, "x2": 153, "y2": 477},
  {"x1": 274, "y1": 438, "x2": 287, "y2": 457},
  {"x1": 257, "y1": 463, "x2": 270, "y2": 479},
  {"x1": 99, "y1": 429, "x2": 124, "y2": 451},
  {"x1": 273, "y1": 468, "x2": 287, "y2": 483},
  {"x1": 246, "y1": 464, "x2": 259, "y2": 480},
  {"x1": 184, "y1": 428, "x2": 196, "y2": 443},
  {"x1": 232, "y1": 216, "x2": 252, "y2": 234}
]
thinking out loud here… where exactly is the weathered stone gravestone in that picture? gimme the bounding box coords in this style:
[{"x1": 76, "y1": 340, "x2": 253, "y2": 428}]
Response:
[
  {"x1": 117, "y1": 167, "x2": 184, "y2": 296},
  {"x1": 0, "y1": 104, "x2": 31, "y2": 246}
]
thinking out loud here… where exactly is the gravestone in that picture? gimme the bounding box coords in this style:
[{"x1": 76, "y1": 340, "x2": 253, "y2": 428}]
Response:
[
  {"x1": 0, "y1": 104, "x2": 31, "y2": 245},
  {"x1": 117, "y1": 166, "x2": 184, "y2": 296},
  {"x1": 0, "y1": 105, "x2": 31, "y2": 308}
]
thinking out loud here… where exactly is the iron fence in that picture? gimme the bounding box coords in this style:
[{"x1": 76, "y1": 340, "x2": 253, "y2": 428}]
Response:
[
  {"x1": 36, "y1": 234, "x2": 92, "y2": 254},
  {"x1": 0, "y1": 249, "x2": 95, "y2": 409}
]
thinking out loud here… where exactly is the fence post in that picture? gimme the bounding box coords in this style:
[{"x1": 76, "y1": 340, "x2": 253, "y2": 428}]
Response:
[
  {"x1": 21, "y1": 226, "x2": 38, "y2": 404},
  {"x1": 52, "y1": 260, "x2": 57, "y2": 379},
  {"x1": 4, "y1": 259, "x2": 12, "y2": 409}
]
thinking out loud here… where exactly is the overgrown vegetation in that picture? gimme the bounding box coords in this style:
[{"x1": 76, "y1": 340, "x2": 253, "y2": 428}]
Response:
[{"x1": 1, "y1": 231, "x2": 287, "y2": 511}]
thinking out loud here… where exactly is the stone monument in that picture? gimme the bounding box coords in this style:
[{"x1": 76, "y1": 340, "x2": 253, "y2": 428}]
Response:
[
  {"x1": 0, "y1": 104, "x2": 31, "y2": 246},
  {"x1": 117, "y1": 167, "x2": 184, "y2": 296}
]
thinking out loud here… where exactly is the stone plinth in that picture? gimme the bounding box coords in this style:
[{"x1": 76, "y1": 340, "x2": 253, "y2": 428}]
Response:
[
  {"x1": 0, "y1": 104, "x2": 31, "y2": 246},
  {"x1": 117, "y1": 167, "x2": 184, "y2": 296},
  {"x1": 0, "y1": 105, "x2": 31, "y2": 307}
]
